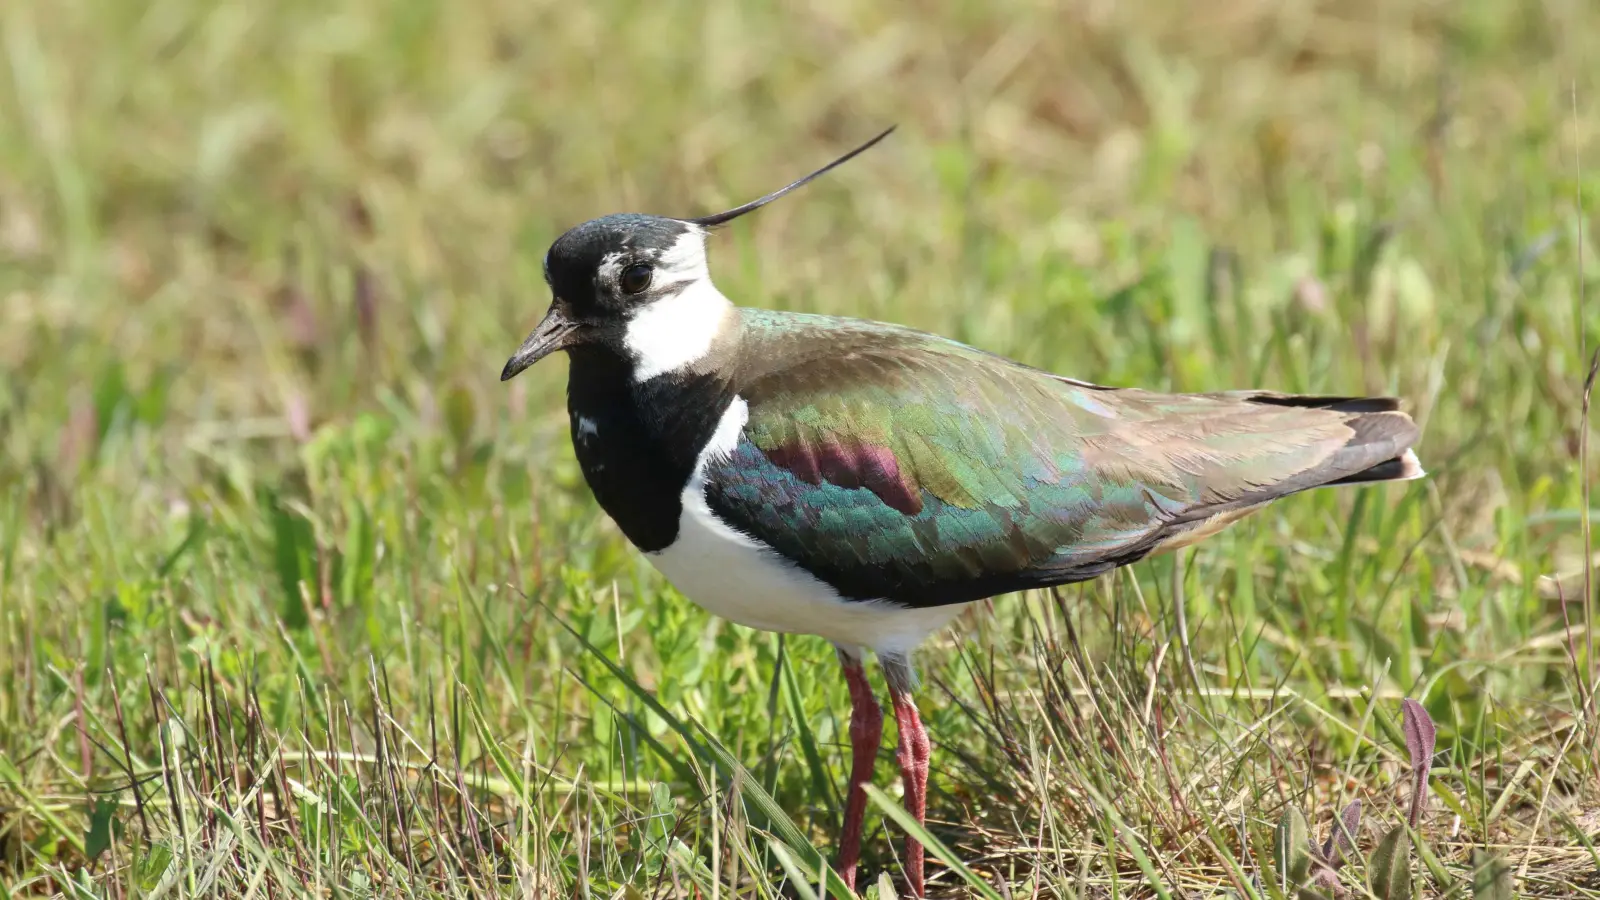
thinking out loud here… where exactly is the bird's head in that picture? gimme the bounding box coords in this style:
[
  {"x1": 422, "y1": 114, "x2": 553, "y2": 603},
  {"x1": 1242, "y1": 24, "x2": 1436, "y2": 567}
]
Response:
[{"x1": 500, "y1": 126, "x2": 895, "y2": 383}]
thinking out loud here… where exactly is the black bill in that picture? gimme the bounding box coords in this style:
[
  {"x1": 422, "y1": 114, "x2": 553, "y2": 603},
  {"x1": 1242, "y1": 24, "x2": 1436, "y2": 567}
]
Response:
[{"x1": 501, "y1": 306, "x2": 579, "y2": 381}]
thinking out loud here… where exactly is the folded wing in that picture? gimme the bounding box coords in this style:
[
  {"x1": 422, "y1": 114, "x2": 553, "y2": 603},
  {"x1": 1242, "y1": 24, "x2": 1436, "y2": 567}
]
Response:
[{"x1": 703, "y1": 313, "x2": 1420, "y2": 607}]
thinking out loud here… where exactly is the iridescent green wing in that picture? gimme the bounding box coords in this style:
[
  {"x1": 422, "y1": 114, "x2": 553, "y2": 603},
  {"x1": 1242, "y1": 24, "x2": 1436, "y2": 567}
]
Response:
[{"x1": 702, "y1": 310, "x2": 1417, "y2": 607}]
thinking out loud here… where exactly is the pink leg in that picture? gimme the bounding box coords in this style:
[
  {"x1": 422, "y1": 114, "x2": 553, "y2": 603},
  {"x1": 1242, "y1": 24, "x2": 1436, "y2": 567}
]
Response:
[
  {"x1": 837, "y1": 653, "x2": 883, "y2": 891},
  {"x1": 890, "y1": 687, "x2": 930, "y2": 898}
]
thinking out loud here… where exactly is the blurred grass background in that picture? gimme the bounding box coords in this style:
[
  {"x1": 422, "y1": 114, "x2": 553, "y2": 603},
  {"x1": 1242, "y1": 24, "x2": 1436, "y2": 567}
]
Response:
[{"x1": 3, "y1": 0, "x2": 1599, "y2": 896}]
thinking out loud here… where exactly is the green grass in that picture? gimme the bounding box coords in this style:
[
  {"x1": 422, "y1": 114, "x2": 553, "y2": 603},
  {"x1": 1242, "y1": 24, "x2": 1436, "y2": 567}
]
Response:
[{"x1": 3, "y1": 0, "x2": 1600, "y2": 896}]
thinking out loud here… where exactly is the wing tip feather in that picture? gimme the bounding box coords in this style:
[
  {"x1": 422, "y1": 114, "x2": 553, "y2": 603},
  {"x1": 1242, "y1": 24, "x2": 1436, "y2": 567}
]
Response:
[
  {"x1": 1394, "y1": 448, "x2": 1427, "y2": 481},
  {"x1": 1328, "y1": 448, "x2": 1426, "y2": 487}
]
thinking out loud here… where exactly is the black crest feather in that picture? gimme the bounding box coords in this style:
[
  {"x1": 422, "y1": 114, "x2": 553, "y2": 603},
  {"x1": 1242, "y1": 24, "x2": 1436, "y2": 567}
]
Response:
[{"x1": 686, "y1": 126, "x2": 895, "y2": 228}]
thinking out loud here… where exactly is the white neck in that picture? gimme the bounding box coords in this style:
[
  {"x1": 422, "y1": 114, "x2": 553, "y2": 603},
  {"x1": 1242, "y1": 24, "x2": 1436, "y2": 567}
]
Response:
[{"x1": 623, "y1": 230, "x2": 735, "y2": 382}]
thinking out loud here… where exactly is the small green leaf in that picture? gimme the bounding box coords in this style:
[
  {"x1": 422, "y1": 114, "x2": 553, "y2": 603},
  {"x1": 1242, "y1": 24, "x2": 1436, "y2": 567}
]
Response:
[
  {"x1": 1369, "y1": 825, "x2": 1412, "y2": 900},
  {"x1": 1469, "y1": 850, "x2": 1513, "y2": 900},
  {"x1": 136, "y1": 842, "x2": 175, "y2": 891},
  {"x1": 1274, "y1": 804, "x2": 1312, "y2": 888},
  {"x1": 82, "y1": 797, "x2": 118, "y2": 862},
  {"x1": 269, "y1": 496, "x2": 314, "y2": 629},
  {"x1": 642, "y1": 781, "x2": 673, "y2": 872}
]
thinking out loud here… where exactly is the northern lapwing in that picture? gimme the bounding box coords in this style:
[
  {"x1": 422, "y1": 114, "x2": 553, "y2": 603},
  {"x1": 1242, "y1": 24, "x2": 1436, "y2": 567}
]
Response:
[{"x1": 500, "y1": 128, "x2": 1424, "y2": 896}]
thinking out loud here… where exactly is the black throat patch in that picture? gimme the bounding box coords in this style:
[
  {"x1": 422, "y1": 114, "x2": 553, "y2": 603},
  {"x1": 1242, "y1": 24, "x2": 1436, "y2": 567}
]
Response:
[{"x1": 564, "y1": 344, "x2": 737, "y2": 553}]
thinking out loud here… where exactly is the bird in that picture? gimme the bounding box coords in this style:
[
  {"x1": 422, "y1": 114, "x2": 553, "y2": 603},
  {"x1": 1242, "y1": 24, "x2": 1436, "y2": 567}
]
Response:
[{"x1": 499, "y1": 127, "x2": 1424, "y2": 897}]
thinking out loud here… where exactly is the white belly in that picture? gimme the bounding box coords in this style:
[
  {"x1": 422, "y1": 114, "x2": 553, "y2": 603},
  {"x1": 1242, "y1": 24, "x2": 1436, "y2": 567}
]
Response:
[{"x1": 647, "y1": 396, "x2": 969, "y2": 656}]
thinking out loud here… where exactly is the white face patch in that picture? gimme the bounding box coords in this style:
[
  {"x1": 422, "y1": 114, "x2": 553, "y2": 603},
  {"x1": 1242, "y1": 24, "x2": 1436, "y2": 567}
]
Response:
[{"x1": 623, "y1": 229, "x2": 734, "y2": 382}]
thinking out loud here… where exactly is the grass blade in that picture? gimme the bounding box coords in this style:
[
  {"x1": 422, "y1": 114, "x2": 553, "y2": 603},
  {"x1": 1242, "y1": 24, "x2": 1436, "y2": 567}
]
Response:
[
  {"x1": 548, "y1": 601, "x2": 856, "y2": 899},
  {"x1": 782, "y1": 642, "x2": 840, "y2": 816}
]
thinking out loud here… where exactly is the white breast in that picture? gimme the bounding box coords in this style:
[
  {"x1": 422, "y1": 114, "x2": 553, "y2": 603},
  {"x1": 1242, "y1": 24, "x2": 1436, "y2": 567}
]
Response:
[{"x1": 644, "y1": 396, "x2": 969, "y2": 656}]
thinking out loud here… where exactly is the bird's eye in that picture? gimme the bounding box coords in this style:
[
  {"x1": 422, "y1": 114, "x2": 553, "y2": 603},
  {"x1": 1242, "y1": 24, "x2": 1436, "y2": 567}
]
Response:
[{"x1": 619, "y1": 264, "x2": 653, "y2": 295}]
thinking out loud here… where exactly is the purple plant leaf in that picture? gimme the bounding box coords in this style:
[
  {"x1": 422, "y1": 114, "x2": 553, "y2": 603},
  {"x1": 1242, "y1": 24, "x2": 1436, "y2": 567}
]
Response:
[
  {"x1": 1311, "y1": 859, "x2": 1343, "y2": 893},
  {"x1": 1335, "y1": 799, "x2": 1361, "y2": 860},
  {"x1": 1321, "y1": 798, "x2": 1361, "y2": 867},
  {"x1": 1401, "y1": 699, "x2": 1436, "y2": 828}
]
